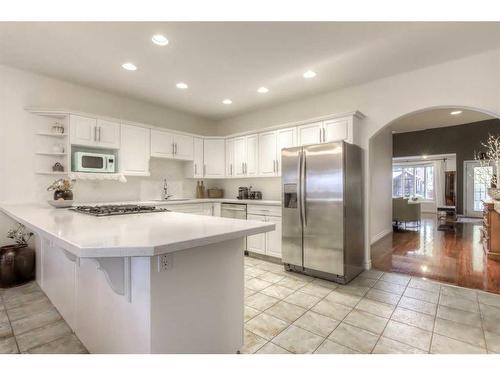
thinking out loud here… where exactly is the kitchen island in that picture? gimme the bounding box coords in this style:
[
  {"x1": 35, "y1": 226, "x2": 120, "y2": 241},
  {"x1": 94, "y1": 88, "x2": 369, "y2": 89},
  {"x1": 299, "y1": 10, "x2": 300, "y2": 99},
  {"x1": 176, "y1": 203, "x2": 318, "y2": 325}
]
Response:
[{"x1": 0, "y1": 203, "x2": 275, "y2": 354}]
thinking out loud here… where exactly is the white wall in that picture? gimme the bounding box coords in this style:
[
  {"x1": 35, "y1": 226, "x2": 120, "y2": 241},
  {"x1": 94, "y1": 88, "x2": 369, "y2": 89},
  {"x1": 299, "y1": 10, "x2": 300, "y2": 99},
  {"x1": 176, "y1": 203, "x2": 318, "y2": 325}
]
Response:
[
  {"x1": 0, "y1": 65, "x2": 216, "y2": 245},
  {"x1": 211, "y1": 177, "x2": 281, "y2": 201},
  {"x1": 369, "y1": 127, "x2": 393, "y2": 244},
  {"x1": 216, "y1": 49, "x2": 500, "y2": 268}
]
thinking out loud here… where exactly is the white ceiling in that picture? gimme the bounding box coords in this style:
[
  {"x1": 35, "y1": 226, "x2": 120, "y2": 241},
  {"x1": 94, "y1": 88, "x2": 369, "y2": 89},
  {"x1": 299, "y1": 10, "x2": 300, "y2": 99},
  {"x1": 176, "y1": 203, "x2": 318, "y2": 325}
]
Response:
[
  {"x1": 390, "y1": 108, "x2": 495, "y2": 133},
  {"x1": 0, "y1": 22, "x2": 499, "y2": 120}
]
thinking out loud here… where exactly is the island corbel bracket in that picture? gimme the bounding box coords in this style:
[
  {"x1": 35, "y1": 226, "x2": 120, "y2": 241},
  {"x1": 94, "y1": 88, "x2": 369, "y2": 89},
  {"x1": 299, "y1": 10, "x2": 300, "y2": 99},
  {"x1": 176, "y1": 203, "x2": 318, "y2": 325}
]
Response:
[{"x1": 90, "y1": 257, "x2": 132, "y2": 302}]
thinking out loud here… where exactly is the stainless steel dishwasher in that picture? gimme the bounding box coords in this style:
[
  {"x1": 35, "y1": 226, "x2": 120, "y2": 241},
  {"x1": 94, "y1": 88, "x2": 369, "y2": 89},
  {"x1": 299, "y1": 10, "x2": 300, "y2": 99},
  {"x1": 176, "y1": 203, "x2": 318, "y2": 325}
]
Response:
[{"x1": 221, "y1": 203, "x2": 247, "y2": 251}]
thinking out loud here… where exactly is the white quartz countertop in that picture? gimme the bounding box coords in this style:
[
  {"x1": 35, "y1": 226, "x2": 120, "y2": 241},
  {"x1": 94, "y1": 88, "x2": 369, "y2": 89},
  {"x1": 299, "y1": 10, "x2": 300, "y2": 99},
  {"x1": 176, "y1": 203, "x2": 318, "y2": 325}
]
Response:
[
  {"x1": 0, "y1": 203, "x2": 275, "y2": 258},
  {"x1": 141, "y1": 198, "x2": 281, "y2": 206}
]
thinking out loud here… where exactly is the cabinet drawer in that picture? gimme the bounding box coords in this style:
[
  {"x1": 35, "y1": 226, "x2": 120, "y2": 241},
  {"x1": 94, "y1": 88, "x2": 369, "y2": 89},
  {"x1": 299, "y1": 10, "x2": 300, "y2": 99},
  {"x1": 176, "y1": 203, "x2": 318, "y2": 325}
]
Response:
[{"x1": 247, "y1": 204, "x2": 281, "y2": 217}]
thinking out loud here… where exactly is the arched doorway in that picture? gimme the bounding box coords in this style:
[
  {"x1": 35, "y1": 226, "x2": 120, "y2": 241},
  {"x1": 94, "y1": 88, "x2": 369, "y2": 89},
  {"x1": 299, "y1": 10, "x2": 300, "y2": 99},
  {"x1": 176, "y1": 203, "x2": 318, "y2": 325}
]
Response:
[{"x1": 368, "y1": 105, "x2": 500, "y2": 293}]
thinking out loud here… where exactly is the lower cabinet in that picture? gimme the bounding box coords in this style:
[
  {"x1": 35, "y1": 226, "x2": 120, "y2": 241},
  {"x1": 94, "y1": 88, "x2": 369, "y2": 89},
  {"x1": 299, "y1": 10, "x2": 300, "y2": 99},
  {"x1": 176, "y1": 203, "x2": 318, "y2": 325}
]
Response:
[{"x1": 246, "y1": 205, "x2": 282, "y2": 259}]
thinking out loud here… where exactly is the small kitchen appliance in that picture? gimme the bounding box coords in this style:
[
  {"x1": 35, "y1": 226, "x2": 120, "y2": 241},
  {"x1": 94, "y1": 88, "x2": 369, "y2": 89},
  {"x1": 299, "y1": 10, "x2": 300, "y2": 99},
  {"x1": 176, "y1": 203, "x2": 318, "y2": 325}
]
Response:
[{"x1": 73, "y1": 151, "x2": 116, "y2": 173}]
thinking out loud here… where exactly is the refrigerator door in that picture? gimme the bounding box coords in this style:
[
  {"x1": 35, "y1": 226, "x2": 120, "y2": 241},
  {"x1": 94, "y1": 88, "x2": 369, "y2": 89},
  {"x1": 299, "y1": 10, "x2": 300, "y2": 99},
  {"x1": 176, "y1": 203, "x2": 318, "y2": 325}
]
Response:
[
  {"x1": 281, "y1": 146, "x2": 303, "y2": 267},
  {"x1": 303, "y1": 142, "x2": 344, "y2": 276}
]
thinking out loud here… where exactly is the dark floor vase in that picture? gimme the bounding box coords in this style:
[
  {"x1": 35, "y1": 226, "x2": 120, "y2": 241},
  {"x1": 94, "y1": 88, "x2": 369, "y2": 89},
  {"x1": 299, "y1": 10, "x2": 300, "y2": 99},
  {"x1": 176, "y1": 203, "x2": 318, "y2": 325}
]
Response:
[{"x1": 0, "y1": 244, "x2": 35, "y2": 287}]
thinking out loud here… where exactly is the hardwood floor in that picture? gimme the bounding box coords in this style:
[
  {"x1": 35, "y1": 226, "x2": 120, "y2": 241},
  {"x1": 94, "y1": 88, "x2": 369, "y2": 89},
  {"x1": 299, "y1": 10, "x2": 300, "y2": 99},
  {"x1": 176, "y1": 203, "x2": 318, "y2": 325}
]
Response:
[{"x1": 371, "y1": 214, "x2": 500, "y2": 294}]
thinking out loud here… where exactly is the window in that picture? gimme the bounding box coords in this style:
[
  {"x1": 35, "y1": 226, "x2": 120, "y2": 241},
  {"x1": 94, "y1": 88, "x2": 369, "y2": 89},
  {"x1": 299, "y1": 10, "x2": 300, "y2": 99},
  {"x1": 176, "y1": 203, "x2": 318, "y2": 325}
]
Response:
[
  {"x1": 392, "y1": 164, "x2": 434, "y2": 200},
  {"x1": 473, "y1": 166, "x2": 493, "y2": 211}
]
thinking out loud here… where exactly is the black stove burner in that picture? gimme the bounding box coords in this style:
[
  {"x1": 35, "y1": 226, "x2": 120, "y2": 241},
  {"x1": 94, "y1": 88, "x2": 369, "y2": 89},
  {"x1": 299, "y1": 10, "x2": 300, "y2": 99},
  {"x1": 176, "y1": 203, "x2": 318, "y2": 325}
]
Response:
[{"x1": 70, "y1": 204, "x2": 168, "y2": 217}]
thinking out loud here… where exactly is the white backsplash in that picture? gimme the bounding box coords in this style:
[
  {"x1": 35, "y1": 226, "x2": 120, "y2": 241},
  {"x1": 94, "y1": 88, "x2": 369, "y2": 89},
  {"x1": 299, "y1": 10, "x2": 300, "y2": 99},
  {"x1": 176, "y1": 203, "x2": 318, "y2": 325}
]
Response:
[{"x1": 211, "y1": 177, "x2": 281, "y2": 201}]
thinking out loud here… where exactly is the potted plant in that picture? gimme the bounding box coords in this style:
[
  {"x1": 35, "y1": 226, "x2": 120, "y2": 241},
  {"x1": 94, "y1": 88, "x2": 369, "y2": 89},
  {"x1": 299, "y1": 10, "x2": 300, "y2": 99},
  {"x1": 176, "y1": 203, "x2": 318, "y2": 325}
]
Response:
[
  {"x1": 475, "y1": 134, "x2": 500, "y2": 201},
  {"x1": 0, "y1": 224, "x2": 35, "y2": 287}
]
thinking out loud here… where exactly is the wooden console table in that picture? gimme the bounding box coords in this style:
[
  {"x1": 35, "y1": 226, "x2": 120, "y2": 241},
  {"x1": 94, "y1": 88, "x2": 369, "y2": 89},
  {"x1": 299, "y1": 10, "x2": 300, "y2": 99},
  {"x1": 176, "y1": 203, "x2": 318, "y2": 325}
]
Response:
[{"x1": 481, "y1": 201, "x2": 500, "y2": 261}]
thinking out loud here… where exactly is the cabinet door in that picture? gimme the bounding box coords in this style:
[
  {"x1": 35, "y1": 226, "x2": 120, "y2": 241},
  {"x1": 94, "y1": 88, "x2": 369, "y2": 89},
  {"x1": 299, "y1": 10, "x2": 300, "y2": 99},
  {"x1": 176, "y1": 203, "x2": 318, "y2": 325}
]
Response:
[
  {"x1": 192, "y1": 137, "x2": 204, "y2": 178},
  {"x1": 298, "y1": 121, "x2": 322, "y2": 146},
  {"x1": 233, "y1": 137, "x2": 247, "y2": 177},
  {"x1": 225, "y1": 139, "x2": 234, "y2": 177},
  {"x1": 70, "y1": 114, "x2": 97, "y2": 147},
  {"x1": 266, "y1": 216, "x2": 282, "y2": 258},
  {"x1": 96, "y1": 119, "x2": 120, "y2": 149},
  {"x1": 247, "y1": 214, "x2": 266, "y2": 255},
  {"x1": 173, "y1": 134, "x2": 194, "y2": 161},
  {"x1": 258, "y1": 131, "x2": 277, "y2": 176},
  {"x1": 276, "y1": 127, "x2": 297, "y2": 175},
  {"x1": 246, "y1": 135, "x2": 259, "y2": 176},
  {"x1": 323, "y1": 118, "x2": 348, "y2": 143},
  {"x1": 120, "y1": 124, "x2": 150, "y2": 176},
  {"x1": 150, "y1": 129, "x2": 174, "y2": 158},
  {"x1": 203, "y1": 139, "x2": 225, "y2": 178}
]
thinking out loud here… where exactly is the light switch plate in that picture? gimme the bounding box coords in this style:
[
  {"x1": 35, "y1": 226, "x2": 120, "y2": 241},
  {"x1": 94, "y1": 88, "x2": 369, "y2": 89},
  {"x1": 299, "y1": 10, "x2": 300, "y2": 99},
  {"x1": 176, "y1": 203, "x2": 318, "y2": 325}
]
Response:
[{"x1": 158, "y1": 253, "x2": 173, "y2": 272}]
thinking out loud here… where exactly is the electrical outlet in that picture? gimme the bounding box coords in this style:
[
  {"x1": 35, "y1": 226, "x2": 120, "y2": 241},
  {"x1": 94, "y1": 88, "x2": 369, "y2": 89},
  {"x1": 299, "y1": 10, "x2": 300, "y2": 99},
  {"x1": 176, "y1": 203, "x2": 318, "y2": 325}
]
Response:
[{"x1": 158, "y1": 253, "x2": 173, "y2": 272}]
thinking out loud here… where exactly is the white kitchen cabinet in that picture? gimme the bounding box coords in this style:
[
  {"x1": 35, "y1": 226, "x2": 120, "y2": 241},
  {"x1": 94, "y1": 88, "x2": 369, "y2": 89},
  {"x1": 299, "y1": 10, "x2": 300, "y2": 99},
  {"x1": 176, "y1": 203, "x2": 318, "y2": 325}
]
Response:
[
  {"x1": 246, "y1": 135, "x2": 258, "y2": 176},
  {"x1": 266, "y1": 216, "x2": 282, "y2": 258},
  {"x1": 225, "y1": 138, "x2": 234, "y2": 178},
  {"x1": 233, "y1": 137, "x2": 247, "y2": 177},
  {"x1": 323, "y1": 118, "x2": 349, "y2": 143},
  {"x1": 96, "y1": 119, "x2": 121, "y2": 149},
  {"x1": 298, "y1": 121, "x2": 323, "y2": 146},
  {"x1": 192, "y1": 137, "x2": 204, "y2": 178},
  {"x1": 70, "y1": 114, "x2": 97, "y2": 147},
  {"x1": 276, "y1": 127, "x2": 297, "y2": 175},
  {"x1": 246, "y1": 214, "x2": 267, "y2": 255},
  {"x1": 258, "y1": 131, "x2": 278, "y2": 176},
  {"x1": 233, "y1": 135, "x2": 258, "y2": 177},
  {"x1": 70, "y1": 115, "x2": 120, "y2": 149},
  {"x1": 151, "y1": 130, "x2": 193, "y2": 161},
  {"x1": 120, "y1": 124, "x2": 150, "y2": 176},
  {"x1": 203, "y1": 138, "x2": 225, "y2": 178}
]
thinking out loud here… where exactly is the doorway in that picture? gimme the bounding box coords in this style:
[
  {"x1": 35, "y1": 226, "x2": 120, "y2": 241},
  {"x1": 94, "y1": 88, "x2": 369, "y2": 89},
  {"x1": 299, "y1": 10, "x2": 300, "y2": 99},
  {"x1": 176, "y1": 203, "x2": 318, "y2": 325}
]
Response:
[{"x1": 464, "y1": 160, "x2": 493, "y2": 217}]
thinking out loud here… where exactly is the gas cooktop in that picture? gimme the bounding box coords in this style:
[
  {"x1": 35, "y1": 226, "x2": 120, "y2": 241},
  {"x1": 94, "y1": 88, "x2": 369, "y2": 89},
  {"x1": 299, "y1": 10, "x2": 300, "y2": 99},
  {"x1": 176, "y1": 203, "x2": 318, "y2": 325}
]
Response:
[{"x1": 70, "y1": 204, "x2": 168, "y2": 217}]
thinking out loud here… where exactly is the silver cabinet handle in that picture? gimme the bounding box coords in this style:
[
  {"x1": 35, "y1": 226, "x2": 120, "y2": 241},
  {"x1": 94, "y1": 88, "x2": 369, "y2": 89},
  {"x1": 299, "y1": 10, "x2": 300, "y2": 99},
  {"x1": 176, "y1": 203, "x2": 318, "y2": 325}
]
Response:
[
  {"x1": 172, "y1": 143, "x2": 175, "y2": 155},
  {"x1": 94, "y1": 126, "x2": 97, "y2": 142},
  {"x1": 319, "y1": 128, "x2": 322, "y2": 143},
  {"x1": 230, "y1": 163, "x2": 233, "y2": 176},
  {"x1": 175, "y1": 143, "x2": 178, "y2": 155},
  {"x1": 203, "y1": 164, "x2": 206, "y2": 176},
  {"x1": 194, "y1": 164, "x2": 197, "y2": 175},
  {"x1": 322, "y1": 128, "x2": 326, "y2": 143},
  {"x1": 98, "y1": 126, "x2": 101, "y2": 142},
  {"x1": 242, "y1": 162, "x2": 244, "y2": 175},
  {"x1": 276, "y1": 159, "x2": 279, "y2": 174}
]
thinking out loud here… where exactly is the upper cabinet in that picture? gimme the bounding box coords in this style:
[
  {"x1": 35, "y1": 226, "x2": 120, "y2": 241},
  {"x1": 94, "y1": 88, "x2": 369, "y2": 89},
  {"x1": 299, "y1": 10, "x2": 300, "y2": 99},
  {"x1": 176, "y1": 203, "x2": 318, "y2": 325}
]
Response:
[
  {"x1": 276, "y1": 127, "x2": 297, "y2": 175},
  {"x1": 203, "y1": 138, "x2": 225, "y2": 178},
  {"x1": 232, "y1": 135, "x2": 258, "y2": 177},
  {"x1": 323, "y1": 118, "x2": 349, "y2": 143},
  {"x1": 258, "y1": 127, "x2": 297, "y2": 177},
  {"x1": 297, "y1": 121, "x2": 323, "y2": 146},
  {"x1": 120, "y1": 124, "x2": 150, "y2": 176},
  {"x1": 192, "y1": 137, "x2": 204, "y2": 178},
  {"x1": 150, "y1": 129, "x2": 193, "y2": 161},
  {"x1": 70, "y1": 115, "x2": 121, "y2": 149},
  {"x1": 225, "y1": 138, "x2": 235, "y2": 178},
  {"x1": 298, "y1": 115, "x2": 360, "y2": 146}
]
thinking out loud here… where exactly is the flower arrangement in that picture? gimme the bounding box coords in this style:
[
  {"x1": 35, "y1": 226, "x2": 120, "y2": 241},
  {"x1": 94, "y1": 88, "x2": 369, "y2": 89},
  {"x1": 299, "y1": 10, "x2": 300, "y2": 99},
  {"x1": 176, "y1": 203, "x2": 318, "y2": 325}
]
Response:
[
  {"x1": 474, "y1": 134, "x2": 500, "y2": 199},
  {"x1": 47, "y1": 178, "x2": 75, "y2": 192},
  {"x1": 7, "y1": 223, "x2": 33, "y2": 246}
]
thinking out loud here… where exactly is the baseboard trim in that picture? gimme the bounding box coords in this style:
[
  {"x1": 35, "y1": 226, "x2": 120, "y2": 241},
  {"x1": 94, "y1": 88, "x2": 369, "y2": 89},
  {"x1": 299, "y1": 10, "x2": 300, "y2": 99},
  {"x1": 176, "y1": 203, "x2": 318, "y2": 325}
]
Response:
[{"x1": 370, "y1": 228, "x2": 392, "y2": 245}]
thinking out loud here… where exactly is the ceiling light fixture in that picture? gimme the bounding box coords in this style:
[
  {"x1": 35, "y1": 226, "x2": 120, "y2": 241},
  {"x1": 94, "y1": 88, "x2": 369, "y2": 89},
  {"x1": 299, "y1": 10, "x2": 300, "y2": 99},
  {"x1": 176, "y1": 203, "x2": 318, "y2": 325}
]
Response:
[
  {"x1": 303, "y1": 70, "x2": 317, "y2": 79},
  {"x1": 257, "y1": 87, "x2": 269, "y2": 94},
  {"x1": 152, "y1": 34, "x2": 169, "y2": 46},
  {"x1": 176, "y1": 82, "x2": 188, "y2": 89},
  {"x1": 121, "y1": 62, "x2": 137, "y2": 71},
  {"x1": 222, "y1": 99, "x2": 232, "y2": 105},
  {"x1": 450, "y1": 110, "x2": 463, "y2": 115}
]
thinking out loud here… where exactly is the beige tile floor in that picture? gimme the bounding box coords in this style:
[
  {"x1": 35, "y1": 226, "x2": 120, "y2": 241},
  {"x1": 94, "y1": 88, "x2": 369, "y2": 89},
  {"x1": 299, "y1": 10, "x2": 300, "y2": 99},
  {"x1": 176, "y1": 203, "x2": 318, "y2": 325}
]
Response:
[
  {"x1": 242, "y1": 256, "x2": 500, "y2": 354},
  {"x1": 2, "y1": 256, "x2": 500, "y2": 354},
  {"x1": 0, "y1": 281, "x2": 87, "y2": 354}
]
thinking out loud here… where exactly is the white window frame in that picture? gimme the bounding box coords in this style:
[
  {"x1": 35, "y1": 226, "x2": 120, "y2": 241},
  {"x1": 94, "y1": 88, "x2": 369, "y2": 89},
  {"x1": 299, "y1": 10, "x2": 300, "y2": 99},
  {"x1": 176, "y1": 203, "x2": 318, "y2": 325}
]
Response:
[{"x1": 392, "y1": 162, "x2": 435, "y2": 202}]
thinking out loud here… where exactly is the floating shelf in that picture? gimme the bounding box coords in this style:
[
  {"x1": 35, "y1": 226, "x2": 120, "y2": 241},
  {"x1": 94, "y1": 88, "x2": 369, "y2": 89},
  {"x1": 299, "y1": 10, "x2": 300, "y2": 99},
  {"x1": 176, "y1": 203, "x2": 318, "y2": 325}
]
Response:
[
  {"x1": 35, "y1": 152, "x2": 67, "y2": 156},
  {"x1": 36, "y1": 132, "x2": 68, "y2": 137},
  {"x1": 35, "y1": 171, "x2": 68, "y2": 175}
]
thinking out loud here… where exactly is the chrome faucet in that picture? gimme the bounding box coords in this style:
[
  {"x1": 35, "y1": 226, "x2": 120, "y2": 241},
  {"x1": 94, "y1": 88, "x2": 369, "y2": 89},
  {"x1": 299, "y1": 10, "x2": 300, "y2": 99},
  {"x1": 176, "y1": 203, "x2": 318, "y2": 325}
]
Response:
[{"x1": 162, "y1": 179, "x2": 173, "y2": 200}]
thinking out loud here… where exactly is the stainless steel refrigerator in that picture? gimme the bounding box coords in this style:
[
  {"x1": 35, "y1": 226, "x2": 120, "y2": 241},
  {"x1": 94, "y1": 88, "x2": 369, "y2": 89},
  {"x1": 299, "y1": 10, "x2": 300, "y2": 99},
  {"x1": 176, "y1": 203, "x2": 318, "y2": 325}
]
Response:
[{"x1": 281, "y1": 141, "x2": 364, "y2": 284}]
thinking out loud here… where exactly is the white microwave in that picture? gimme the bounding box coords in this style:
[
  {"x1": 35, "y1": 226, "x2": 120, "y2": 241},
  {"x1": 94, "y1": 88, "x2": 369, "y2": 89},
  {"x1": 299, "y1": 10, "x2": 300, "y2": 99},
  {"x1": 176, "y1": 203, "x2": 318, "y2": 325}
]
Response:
[{"x1": 73, "y1": 151, "x2": 116, "y2": 173}]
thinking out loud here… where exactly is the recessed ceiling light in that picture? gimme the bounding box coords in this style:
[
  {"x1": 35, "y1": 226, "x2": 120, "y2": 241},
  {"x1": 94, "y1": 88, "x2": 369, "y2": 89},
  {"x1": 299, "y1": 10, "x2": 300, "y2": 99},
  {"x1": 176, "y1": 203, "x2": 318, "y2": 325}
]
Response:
[
  {"x1": 152, "y1": 34, "x2": 169, "y2": 46},
  {"x1": 303, "y1": 70, "x2": 317, "y2": 79},
  {"x1": 222, "y1": 99, "x2": 232, "y2": 105},
  {"x1": 422, "y1": 155, "x2": 428, "y2": 159},
  {"x1": 122, "y1": 62, "x2": 137, "y2": 71},
  {"x1": 257, "y1": 87, "x2": 269, "y2": 94},
  {"x1": 450, "y1": 110, "x2": 463, "y2": 115},
  {"x1": 176, "y1": 82, "x2": 188, "y2": 89}
]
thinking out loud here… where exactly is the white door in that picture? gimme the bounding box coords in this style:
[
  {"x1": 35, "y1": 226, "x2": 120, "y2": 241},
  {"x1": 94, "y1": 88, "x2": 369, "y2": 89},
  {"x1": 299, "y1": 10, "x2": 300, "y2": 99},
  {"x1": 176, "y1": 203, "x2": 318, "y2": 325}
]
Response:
[
  {"x1": 120, "y1": 124, "x2": 150, "y2": 176},
  {"x1": 298, "y1": 121, "x2": 322, "y2": 146},
  {"x1": 150, "y1": 129, "x2": 174, "y2": 158},
  {"x1": 276, "y1": 127, "x2": 297, "y2": 175},
  {"x1": 266, "y1": 216, "x2": 282, "y2": 258},
  {"x1": 233, "y1": 137, "x2": 247, "y2": 177},
  {"x1": 70, "y1": 114, "x2": 97, "y2": 147},
  {"x1": 323, "y1": 118, "x2": 349, "y2": 143},
  {"x1": 246, "y1": 214, "x2": 266, "y2": 254},
  {"x1": 246, "y1": 135, "x2": 259, "y2": 176},
  {"x1": 192, "y1": 137, "x2": 204, "y2": 178},
  {"x1": 258, "y1": 131, "x2": 277, "y2": 176},
  {"x1": 465, "y1": 161, "x2": 493, "y2": 217},
  {"x1": 203, "y1": 139, "x2": 225, "y2": 178},
  {"x1": 225, "y1": 139, "x2": 234, "y2": 177},
  {"x1": 96, "y1": 119, "x2": 120, "y2": 149},
  {"x1": 173, "y1": 134, "x2": 194, "y2": 161}
]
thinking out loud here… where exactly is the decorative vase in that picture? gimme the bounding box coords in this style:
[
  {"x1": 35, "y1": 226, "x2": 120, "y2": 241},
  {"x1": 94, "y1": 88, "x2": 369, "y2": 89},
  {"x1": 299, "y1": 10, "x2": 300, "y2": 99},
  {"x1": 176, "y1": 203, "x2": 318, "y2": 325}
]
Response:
[
  {"x1": 14, "y1": 246, "x2": 36, "y2": 281},
  {"x1": 0, "y1": 244, "x2": 35, "y2": 287},
  {"x1": 53, "y1": 189, "x2": 73, "y2": 200}
]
